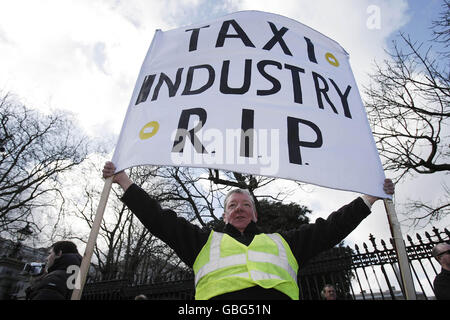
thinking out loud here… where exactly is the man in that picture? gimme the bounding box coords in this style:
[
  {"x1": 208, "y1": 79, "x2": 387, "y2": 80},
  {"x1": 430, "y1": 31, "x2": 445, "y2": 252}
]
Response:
[
  {"x1": 321, "y1": 284, "x2": 337, "y2": 300},
  {"x1": 103, "y1": 161, "x2": 394, "y2": 300},
  {"x1": 26, "y1": 241, "x2": 82, "y2": 300},
  {"x1": 432, "y1": 242, "x2": 450, "y2": 300}
]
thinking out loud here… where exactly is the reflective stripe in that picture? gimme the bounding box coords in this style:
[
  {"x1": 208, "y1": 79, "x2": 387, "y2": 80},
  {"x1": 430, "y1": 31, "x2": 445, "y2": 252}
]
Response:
[
  {"x1": 250, "y1": 270, "x2": 282, "y2": 281},
  {"x1": 195, "y1": 232, "x2": 297, "y2": 285},
  {"x1": 195, "y1": 232, "x2": 246, "y2": 285},
  {"x1": 248, "y1": 234, "x2": 297, "y2": 282},
  {"x1": 223, "y1": 272, "x2": 250, "y2": 279},
  {"x1": 209, "y1": 231, "x2": 222, "y2": 260}
]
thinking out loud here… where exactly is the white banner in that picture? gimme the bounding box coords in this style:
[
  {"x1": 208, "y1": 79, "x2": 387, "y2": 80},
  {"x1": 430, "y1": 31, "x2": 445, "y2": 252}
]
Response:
[{"x1": 112, "y1": 10, "x2": 388, "y2": 198}]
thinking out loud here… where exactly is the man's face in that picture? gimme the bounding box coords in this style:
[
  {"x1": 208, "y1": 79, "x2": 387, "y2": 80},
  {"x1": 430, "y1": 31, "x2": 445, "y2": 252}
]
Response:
[
  {"x1": 323, "y1": 286, "x2": 337, "y2": 300},
  {"x1": 436, "y1": 243, "x2": 450, "y2": 269},
  {"x1": 223, "y1": 192, "x2": 257, "y2": 233},
  {"x1": 46, "y1": 248, "x2": 61, "y2": 271}
]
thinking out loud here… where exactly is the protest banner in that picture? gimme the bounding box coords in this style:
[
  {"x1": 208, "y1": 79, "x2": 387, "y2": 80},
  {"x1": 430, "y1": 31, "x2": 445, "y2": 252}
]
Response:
[
  {"x1": 72, "y1": 11, "x2": 415, "y2": 299},
  {"x1": 112, "y1": 10, "x2": 388, "y2": 198}
]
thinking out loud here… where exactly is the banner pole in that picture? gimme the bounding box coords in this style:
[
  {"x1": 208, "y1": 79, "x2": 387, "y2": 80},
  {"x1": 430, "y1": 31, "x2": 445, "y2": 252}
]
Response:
[
  {"x1": 71, "y1": 176, "x2": 113, "y2": 300},
  {"x1": 383, "y1": 198, "x2": 417, "y2": 300}
]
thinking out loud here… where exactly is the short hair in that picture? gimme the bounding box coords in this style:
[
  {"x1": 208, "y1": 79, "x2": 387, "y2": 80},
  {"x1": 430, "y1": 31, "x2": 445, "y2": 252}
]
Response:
[
  {"x1": 223, "y1": 188, "x2": 255, "y2": 211},
  {"x1": 432, "y1": 243, "x2": 450, "y2": 261},
  {"x1": 321, "y1": 284, "x2": 335, "y2": 299},
  {"x1": 51, "y1": 241, "x2": 79, "y2": 255},
  {"x1": 432, "y1": 244, "x2": 440, "y2": 258}
]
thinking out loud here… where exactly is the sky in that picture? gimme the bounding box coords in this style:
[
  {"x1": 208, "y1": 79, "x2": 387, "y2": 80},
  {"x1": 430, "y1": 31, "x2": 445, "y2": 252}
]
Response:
[{"x1": 0, "y1": 0, "x2": 448, "y2": 254}]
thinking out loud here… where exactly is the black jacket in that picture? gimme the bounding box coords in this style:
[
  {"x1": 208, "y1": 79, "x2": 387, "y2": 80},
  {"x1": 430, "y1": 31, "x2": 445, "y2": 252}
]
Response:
[
  {"x1": 122, "y1": 184, "x2": 371, "y2": 299},
  {"x1": 434, "y1": 268, "x2": 450, "y2": 300},
  {"x1": 26, "y1": 253, "x2": 82, "y2": 300}
]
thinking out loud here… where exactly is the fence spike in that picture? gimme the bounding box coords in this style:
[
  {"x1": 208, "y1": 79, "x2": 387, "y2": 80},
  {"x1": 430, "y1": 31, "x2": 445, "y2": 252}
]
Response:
[
  {"x1": 369, "y1": 233, "x2": 377, "y2": 250},
  {"x1": 444, "y1": 228, "x2": 450, "y2": 238},
  {"x1": 432, "y1": 227, "x2": 443, "y2": 241},
  {"x1": 380, "y1": 239, "x2": 387, "y2": 250},
  {"x1": 432, "y1": 226, "x2": 439, "y2": 235},
  {"x1": 406, "y1": 234, "x2": 413, "y2": 243}
]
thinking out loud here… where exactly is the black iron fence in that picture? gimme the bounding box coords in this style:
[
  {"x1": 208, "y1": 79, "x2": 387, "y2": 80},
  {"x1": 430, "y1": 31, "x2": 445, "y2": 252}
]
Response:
[
  {"x1": 81, "y1": 227, "x2": 449, "y2": 300},
  {"x1": 299, "y1": 227, "x2": 449, "y2": 300}
]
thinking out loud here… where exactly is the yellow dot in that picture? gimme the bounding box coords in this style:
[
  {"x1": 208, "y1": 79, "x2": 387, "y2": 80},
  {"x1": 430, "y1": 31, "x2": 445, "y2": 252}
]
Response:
[
  {"x1": 139, "y1": 121, "x2": 159, "y2": 140},
  {"x1": 325, "y1": 52, "x2": 339, "y2": 67}
]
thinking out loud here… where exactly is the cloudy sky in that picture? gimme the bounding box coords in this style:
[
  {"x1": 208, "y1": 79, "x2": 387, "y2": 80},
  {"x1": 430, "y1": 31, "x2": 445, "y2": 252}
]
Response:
[{"x1": 0, "y1": 0, "x2": 448, "y2": 249}]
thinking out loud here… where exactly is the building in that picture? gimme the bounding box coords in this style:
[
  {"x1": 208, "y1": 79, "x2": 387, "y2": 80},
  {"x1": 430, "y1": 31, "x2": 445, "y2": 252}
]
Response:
[{"x1": 0, "y1": 237, "x2": 48, "y2": 299}]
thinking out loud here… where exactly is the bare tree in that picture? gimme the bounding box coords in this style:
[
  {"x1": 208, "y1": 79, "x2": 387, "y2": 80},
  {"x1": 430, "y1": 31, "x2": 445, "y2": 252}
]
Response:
[
  {"x1": 365, "y1": 34, "x2": 449, "y2": 177},
  {"x1": 69, "y1": 162, "x2": 192, "y2": 283},
  {"x1": 405, "y1": 183, "x2": 449, "y2": 227},
  {"x1": 431, "y1": 0, "x2": 450, "y2": 57},
  {"x1": 150, "y1": 166, "x2": 293, "y2": 227},
  {"x1": 151, "y1": 167, "x2": 228, "y2": 227},
  {"x1": 0, "y1": 93, "x2": 88, "y2": 237},
  {"x1": 364, "y1": 3, "x2": 449, "y2": 224}
]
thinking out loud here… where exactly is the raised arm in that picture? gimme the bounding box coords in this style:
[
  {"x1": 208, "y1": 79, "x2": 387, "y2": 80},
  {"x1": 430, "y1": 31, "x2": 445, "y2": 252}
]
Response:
[
  {"x1": 283, "y1": 179, "x2": 395, "y2": 267},
  {"x1": 101, "y1": 161, "x2": 209, "y2": 267}
]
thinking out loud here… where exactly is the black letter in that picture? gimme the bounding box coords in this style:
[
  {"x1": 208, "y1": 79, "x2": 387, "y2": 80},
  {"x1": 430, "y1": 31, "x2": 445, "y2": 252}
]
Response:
[
  {"x1": 240, "y1": 109, "x2": 254, "y2": 157},
  {"x1": 304, "y1": 37, "x2": 317, "y2": 64},
  {"x1": 152, "y1": 68, "x2": 184, "y2": 101},
  {"x1": 185, "y1": 25, "x2": 210, "y2": 52},
  {"x1": 284, "y1": 64, "x2": 305, "y2": 104},
  {"x1": 172, "y1": 108, "x2": 207, "y2": 154},
  {"x1": 312, "y1": 72, "x2": 338, "y2": 114},
  {"x1": 182, "y1": 64, "x2": 215, "y2": 95},
  {"x1": 220, "y1": 59, "x2": 252, "y2": 94},
  {"x1": 262, "y1": 22, "x2": 292, "y2": 56},
  {"x1": 329, "y1": 78, "x2": 352, "y2": 119},
  {"x1": 216, "y1": 20, "x2": 255, "y2": 48},
  {"x1": 257, "y1": 60, "x2": 282, "y2": 96},
  {"x1": 135, "y1": 74, "x2": 156, "y2": 105},
  {"x1": 287, "y1": 117, "x2": 323, "y2": 165}
]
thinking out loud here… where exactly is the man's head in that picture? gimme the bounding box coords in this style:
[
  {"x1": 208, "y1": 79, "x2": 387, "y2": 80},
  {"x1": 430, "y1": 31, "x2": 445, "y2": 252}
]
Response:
[
  {"x1": 46, "y1": 241, "x2": 79, "y2": 271},
  {"x1": 223, "y1": 189, "x2": 257, "y2": 233},
  {"x1": 321, "y1": 284, "x2": 337, "y2": 300},
  {"x1": 432, "y1": 242, "x2": 450, "y2": 270}
]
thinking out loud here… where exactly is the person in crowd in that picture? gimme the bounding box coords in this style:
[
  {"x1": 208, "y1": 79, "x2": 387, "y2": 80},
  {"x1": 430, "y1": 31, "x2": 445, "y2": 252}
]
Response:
[
  {"x1": 102, "y1": 161, "x2": 394, "y2": 300},
  {"x1": 321, "y1": 284, "x2": 337, "y2": 300},
  {"x1": 26, "y1": 241, "x2": 82, "y2": 300},
  {"x1": 432, "y1": 242, "x2": 450, "y2": 300}
]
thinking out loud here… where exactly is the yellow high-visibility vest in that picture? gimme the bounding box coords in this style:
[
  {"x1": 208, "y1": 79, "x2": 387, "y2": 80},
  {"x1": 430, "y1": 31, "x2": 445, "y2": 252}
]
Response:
[{"x1": 193, "y1": 231, "x2": 299, "y2": 300}]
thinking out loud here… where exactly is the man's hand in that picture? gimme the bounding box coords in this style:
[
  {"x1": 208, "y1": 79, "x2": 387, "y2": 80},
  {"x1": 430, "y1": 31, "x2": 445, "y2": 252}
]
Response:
[
  {"x1": 363, "y1": 179, "x2": 395, "y2": 206},
  {"x1": 383, "y1": 179, "x2": 395, "y2": 195},
  {"x1": 102, "y1": 161, "x2": 133, "y2": 192}
]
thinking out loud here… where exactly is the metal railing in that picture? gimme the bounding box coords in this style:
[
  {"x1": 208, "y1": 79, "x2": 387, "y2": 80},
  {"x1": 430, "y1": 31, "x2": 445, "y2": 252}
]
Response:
[
  {"x1": 297, "y1": 227, "x2": 449, "y2": 300},
  {"x1": 81, "y1": 227, "x2": 449, "y2": 300}
]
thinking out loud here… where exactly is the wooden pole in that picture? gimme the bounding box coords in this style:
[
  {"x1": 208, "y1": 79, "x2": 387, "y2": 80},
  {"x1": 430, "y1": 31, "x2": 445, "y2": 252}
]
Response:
[
  {"x1": 71, "y1": 176, "x2": 113, "y2": 300},
  {"x1": 383, "y1": 198, "x2": 417, "y2": 300}
]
